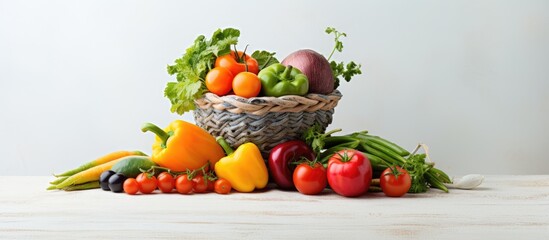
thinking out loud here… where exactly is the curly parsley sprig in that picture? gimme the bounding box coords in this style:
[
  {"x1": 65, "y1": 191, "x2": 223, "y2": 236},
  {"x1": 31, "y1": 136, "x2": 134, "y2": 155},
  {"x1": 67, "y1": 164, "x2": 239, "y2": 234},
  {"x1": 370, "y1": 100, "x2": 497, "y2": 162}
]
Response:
[{"x1": 325, "y1": 27, "x2": 363, "y2": 89}]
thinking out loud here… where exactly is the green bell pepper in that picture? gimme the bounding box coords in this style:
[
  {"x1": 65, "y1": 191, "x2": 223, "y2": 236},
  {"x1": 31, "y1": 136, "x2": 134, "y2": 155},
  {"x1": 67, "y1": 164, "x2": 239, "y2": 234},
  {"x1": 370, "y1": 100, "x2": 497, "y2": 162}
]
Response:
[{"x1": 258, "y1": 63, "x2": 309, "y2": 97}]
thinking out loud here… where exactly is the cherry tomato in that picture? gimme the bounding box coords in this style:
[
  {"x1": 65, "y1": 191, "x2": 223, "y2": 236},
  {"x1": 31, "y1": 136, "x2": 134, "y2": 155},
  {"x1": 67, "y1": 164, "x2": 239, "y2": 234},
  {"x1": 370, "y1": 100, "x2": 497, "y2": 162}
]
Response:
[
  {"x1": 215, "y1": 50, "x2": 259, "y2": 76},
  {"x1": 207, "y1": 180, "x2": 215, "y2": 192},
  {"x1": 175, "y1": 175, "x2": 193, "y2": 194},
  {"x1": 327, "y1": 149, "x2": 372, "y2": 197},
  {"x1": 205, "y1": 67, "x2": 234, "y2": 96},
  {"x1": 192, "y1": 175, "x2": 208, "y2": 193},
  {"x1": 136, "y1": 173, "x2": 157, "y2": 194},
  {"x1": 157, "y1": 172, "x2": 175, "y2": 193},
  {"x1": 293, "y1": 162, "x2": 327, "y2": 195},
  {"x1": 232, "y1": 72, "x2": 261, "y2": 98},
  {"x1": 123, "y1": 178, "x2": 139, "y2": 195},
  {"x1": 380, "y1": 166, "x2": 411, "y2": 197},
  {"x1": 214, "y1": 178, "x2": 232, "y2": 194}
]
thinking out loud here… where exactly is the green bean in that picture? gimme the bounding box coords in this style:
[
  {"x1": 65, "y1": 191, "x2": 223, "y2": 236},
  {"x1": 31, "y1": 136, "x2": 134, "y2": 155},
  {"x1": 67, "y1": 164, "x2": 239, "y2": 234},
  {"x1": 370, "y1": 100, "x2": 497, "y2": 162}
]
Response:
[
  {"x1": 363, "y1": 153, "x2": 389, "y2": 171},
  {"x1": 429, "y1": 168, "x2": 452, "y2": 184},
  {"x1": 319, "y1": 141, "x2": 361, "y2": 163},
  {"x1": 323, "y1": 136, "x2": 357, "y2": 149},
  {"x1": 362, "y1": 141, "x2": 407, "y2": 164},
  {"x1": 355, "y1": 133, "x2": 410, "y2": 156},
  {"x1": 425, "y1": 172, "x2": 449, "y2": 193},
  {"x1": 362, "y1": 143, "x2": 401, "y2": 165}
]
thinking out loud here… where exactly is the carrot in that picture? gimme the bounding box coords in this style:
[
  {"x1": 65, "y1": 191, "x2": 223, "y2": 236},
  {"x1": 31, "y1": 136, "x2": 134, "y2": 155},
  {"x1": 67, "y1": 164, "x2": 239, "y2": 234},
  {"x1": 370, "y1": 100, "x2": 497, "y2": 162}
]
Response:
[
  {"x1": 49, "y1": 176, "x2": 68, "y2": 185},
  {"x1": 54, "y1": 158, "x2": 125, "y2": 189},
  {"x1": 54, "y1": 150, "x2": 146, "y2": 177}
]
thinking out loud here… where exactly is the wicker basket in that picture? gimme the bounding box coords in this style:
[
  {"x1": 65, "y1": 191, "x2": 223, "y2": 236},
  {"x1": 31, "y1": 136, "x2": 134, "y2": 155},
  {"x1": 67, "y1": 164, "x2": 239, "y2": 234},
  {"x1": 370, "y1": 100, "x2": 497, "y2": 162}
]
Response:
[{"x1": 193, "y1": 90, "x2": 342, "y2": 159}]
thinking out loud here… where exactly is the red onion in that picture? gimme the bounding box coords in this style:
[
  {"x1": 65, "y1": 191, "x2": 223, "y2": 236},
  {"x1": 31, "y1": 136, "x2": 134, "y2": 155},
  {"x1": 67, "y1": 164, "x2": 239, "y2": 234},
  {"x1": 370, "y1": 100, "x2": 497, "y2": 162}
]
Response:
[{"x1": 281, "y1": 49, "x2": 334, "y2": 94}]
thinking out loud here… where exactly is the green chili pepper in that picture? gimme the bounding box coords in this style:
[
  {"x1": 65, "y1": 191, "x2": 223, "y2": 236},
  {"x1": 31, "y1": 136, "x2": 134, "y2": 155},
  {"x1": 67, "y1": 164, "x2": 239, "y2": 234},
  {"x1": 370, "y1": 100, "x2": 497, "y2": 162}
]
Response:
[{"x1": 258, "y1": 63, "x2": 309, "y2": 97}]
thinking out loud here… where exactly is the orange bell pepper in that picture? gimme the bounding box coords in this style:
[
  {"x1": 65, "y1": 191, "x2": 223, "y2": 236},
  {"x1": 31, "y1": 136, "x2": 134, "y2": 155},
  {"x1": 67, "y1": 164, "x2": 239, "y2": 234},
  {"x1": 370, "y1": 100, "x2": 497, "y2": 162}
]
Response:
[{"x1": 141, "y1": 120, "x2": 225, "y2": 171}]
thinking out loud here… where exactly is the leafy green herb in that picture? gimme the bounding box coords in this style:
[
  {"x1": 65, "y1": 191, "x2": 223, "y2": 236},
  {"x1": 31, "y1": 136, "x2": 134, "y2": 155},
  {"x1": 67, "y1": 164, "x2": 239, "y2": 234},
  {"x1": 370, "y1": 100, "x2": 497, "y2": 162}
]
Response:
[
  {"x1": 165, "y1": 28, "x2": 240, "y2": 115},
  {"x1": 302, "y1": 124, "x2": 342, "y2": 154},
  {"x1": 325, "y1": 27, "x2": 362, "y2": 89},
  {"x1": 251, "y1": 50, "x2": 279, "y2": 70},
  {"x1": 404, "y1": 153, "x2": 431, "y2": 193},
  {"x1": 325, "y1": 27, "x2": 346, "y2": 61},
  {"x1": 303, "y1": 124, "x2": 326, "y2": 154},
  {"x1": 330, "y1": 61, "x2": 362, "y2": 89}
]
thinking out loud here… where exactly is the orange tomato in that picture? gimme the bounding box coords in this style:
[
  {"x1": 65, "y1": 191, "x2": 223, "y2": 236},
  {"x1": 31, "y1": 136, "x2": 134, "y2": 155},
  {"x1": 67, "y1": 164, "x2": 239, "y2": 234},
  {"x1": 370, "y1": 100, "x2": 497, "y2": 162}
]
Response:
[
  {"x1": 123, "y1": 178, "x2": 139, "y2": 195},
  {"x1": 232, "y1": 72, "x2": 261, "y2": 98},
  {"x1": 215, "y1": 51, "x2": 259, "y2": 76},
  {"x1": 205, "y1": 67, "x2": 233, "y2": 96}
]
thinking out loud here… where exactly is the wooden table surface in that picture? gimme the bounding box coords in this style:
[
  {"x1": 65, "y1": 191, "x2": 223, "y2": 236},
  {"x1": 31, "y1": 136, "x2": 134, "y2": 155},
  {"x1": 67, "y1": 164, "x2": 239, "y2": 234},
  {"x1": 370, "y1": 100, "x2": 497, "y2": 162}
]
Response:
[{"x1": 1, "y1": 175, "x2": 548, "y2": 239}]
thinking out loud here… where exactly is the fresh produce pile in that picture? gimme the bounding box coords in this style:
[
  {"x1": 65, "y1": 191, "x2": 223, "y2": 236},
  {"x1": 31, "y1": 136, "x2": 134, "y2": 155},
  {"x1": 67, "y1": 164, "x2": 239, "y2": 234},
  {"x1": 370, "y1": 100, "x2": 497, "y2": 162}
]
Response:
[{"x1": 48, "y1": 27, "x2": 453, "y2": 197}]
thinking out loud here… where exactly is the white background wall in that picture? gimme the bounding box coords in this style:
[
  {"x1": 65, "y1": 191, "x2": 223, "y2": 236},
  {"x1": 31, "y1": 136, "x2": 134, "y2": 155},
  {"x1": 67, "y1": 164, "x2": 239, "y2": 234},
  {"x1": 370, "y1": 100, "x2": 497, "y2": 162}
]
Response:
[{"x1": 1, "y1": 0, "x2": 548, "y2": 176}]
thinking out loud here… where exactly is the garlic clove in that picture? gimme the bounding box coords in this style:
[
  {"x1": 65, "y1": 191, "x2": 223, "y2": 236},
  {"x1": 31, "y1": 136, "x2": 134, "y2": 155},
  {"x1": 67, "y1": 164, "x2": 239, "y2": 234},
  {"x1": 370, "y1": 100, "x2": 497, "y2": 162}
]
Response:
[{"x1": 445, "y1": 174, "x2": 484, "y2": 190}]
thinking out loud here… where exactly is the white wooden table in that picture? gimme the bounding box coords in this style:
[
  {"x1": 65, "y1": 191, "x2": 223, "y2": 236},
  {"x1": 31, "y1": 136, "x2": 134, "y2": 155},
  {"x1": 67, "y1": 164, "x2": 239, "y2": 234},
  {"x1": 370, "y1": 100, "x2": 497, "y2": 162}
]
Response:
[{"x1": 1, "y1": 175, "x2": 548, "y2": 239}]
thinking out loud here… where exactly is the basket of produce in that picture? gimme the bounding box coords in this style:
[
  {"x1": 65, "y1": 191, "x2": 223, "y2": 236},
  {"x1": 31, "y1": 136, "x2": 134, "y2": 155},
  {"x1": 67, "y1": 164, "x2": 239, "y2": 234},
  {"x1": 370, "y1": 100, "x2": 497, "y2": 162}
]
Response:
[{"x1": 164, "y1": 27, "x2": 360, "y2": 157}]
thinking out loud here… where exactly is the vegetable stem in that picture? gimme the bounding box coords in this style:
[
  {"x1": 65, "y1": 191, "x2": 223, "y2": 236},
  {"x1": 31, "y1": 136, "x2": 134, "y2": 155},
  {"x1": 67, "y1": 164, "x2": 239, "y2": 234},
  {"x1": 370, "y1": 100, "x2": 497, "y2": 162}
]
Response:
[
  {"x1": 233, "y1": 45, "x2": 240, "y2": 61},
  {"x1": 325, "y1": 128, "x2": 343, "y2": 136},
  {"x1": 282, "y1": 65, "x2": 293, "y2": 79},
  {"x1": 327, "y1": 47, "x2": 337, "y2": 62},
  {"x1": 408, "y1": 144, "x2": 422, "y2": 158},
  {"x1": 216, "y1": 137, "x2": 234, "y2": 155},
  {"x1": 141, "y1": 123, "x2": 170, "y2": 148},
  {"x1": 241, "y1": 44, "x2": 249, "y2": 62}
]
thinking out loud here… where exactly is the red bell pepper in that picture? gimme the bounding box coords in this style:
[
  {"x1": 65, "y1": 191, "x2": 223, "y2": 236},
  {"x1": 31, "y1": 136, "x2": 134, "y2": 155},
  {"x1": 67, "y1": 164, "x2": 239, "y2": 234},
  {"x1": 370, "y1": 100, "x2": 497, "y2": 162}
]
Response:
[{"x1": 268, "y1": 140, "x2": 315, "y2": 190}]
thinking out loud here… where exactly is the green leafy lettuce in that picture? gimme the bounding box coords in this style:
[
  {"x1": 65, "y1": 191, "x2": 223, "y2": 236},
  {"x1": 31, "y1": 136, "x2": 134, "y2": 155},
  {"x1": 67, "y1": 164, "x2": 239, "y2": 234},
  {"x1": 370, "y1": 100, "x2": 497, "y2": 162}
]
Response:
[
  {"x1": 251, "y1": 50, "x2": 279, "y2": 70},
  {"x1": 165, "y1": 28, "x2": 240, "y2": 115}
]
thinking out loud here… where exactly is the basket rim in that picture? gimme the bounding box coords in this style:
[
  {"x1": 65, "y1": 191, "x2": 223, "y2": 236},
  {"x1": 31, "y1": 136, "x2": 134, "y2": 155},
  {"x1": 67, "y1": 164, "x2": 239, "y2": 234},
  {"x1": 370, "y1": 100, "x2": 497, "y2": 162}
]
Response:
[{"x1": 194, "y1": 90, "x2": 342, "y2": 115}]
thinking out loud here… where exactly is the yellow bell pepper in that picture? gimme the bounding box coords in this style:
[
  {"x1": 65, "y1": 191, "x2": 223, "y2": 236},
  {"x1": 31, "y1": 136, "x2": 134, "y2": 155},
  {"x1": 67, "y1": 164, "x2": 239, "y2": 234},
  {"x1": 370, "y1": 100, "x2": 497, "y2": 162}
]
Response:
[
  {"x1": 215, "y1": 137, "x2": 269, "y2": 193},
  {"x1": 141, "y1": 120, "x2": 225, "y2": 172}
]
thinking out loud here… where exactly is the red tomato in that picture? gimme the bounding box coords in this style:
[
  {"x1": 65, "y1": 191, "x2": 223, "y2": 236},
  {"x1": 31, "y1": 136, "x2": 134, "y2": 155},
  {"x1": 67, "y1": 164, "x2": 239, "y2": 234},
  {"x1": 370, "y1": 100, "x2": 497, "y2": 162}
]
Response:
[
  {"x1": 123, "y1": 178, "x2": 139, "y2": 195},
  {"x1": 214, "y1": 178, "x2": 232, "y2": 194},
  {"x1": 136, "y1": 173, "x2": 157, "y2": 194},
  {"x1": 157, "y1": 172, "x2": 175, "y2": 193},
  {"x1": 205, "y1": 67, "x2": 234, "y2": 96},
  {"x1": 293, "y1": 162, "x2": 327, "y2": 195},
  {"x1": 327, "y1": 149, "x2": 372, "y2": 197},
  {"x1": 175, "y1": 175, "x2": 193, "y2": 194},
  {"x1": 192, "y1": 175, "x2": 208, "y2": 193},
  {"x1": 215, "y1": 50, "x2": 259, "y2": 76},
  {"x1": 380, "y1": 166, "x2": 411, "y2": 197},
  {"x1": 206, "y1": 180, "x2": 215, "y2": 192},
  {"x1": 232, "y1": 72, "x2": 261, "y2": 98}
]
